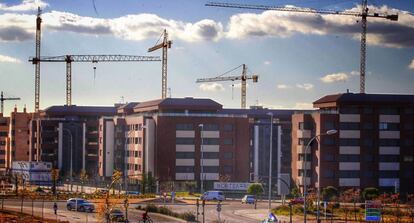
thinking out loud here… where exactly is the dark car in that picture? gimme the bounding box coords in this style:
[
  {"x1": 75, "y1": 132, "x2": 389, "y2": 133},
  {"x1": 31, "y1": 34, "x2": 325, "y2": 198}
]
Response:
[
  {"x1": 66, "y1": 198, "x2": 95, "y2": 212},
  {"x1": 109, "y1": 209, "x2": 125, "y2": 222}
]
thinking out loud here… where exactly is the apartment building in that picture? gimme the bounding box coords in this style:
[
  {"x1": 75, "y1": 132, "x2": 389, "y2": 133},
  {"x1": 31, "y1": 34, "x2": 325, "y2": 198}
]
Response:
[
  {"x1": 9, "y1": 107, "x2": 32, "y2": 163},
  {"x1": 98, "y1": 98, "x2": 251, "y2": 190},
  {"x1": 29, "y1": 105, "x2": 116, "y2": 178},
  {"x1": 0, "y1": 114, "x2": 9, "y2": 175},
  {"x1": 292, "y1": 93, "x2": 414, "y2": 194}
]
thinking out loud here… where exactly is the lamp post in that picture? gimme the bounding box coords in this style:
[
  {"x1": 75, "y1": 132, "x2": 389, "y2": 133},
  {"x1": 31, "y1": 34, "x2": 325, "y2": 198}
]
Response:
[
  {"x1": 62, "y1": 128, "x2": 73, "y2": 192},
  {"x1": 266, "y1": 112, "x2": 273, "y2": 213},
  {"x1": 303, "y1": 129, "x2": 337, "y2": 223},
  {"x1": 198, "y1": 124, "x2": 204, "y2": 194}
]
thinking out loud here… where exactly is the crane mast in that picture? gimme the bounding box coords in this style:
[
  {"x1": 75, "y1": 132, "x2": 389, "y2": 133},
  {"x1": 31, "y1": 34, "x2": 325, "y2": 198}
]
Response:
[
  {"x1": 196, "y1": 64, "x2": 259, "y2": 109},
  {"x1": 29, "y1": 55, "x2": 161, "y2": 106},
  {"x1": 206, "y1": 1, "x2": 398, "y2": 93},
  {"x1": 34, "y1": 7, "x2": 42, "y2": 112},
  {"x1": 148, "y1": 29, "x2": 172, "y2": 99},
  {"x1": 0, "y1": 92, "x2": 21, "y2": 114}
]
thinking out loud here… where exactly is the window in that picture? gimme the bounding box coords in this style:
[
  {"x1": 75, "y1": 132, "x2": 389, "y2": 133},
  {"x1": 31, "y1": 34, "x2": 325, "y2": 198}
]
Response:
[
  {"x1": 203, "y1": 152, "x2": 219, "y2": 159},
  {"x1": 0, "y1": 132, "x2": 7, "y2": 137},
  {"x1": 203, "y1": 124, "x2": 219, "y2": 131},
  {"x1": 203, "y1": 166, "x2": 219, "y2": 173},
  {"x1": 299, "y1": 122, "x2": 313, "y2": 130},
  {"x1": 134, "y1": 164, "x2": 138, "y2": 171},
  {"x1": 134, "y1": 151, "x2": 138, "y2": 157},
  {"x1": 339, "y1": 170, "x2": 360, "y2": 178},
  {"x1": 223, "y1": 138, "x2": 233, "y2": 145},
  {"x1": 176, "y1": 138, "x2": 194, "y2": 145},
  {"x1": 323, "y1": 170, "x2": 335, "y2": 178},
  {"x1": 298, "y1": 169, "x2": 311, "y2": 177},
  {"x1": 403, "y1": 155, "x2": 413, "y2": 162},
  {"x1": 0, "y1": 141, "x2": 5, "y2": 146},
  {"x1": 379, "y1": 108, "x2": 399, "y2": 115},
  {"x1": 298, "y1": 154, "x2": 312, "y2": 161},
  {"x1": 340, "y1": 122, "x2": 360, "y2": 130},
  {"x1": 223, "y1": 152, "x2": 233, "y2": 159},
  {"x1": 403, "y1": 170, "x2": 414, "y2": 178},
  {"x1": 339, "y1": 155, "x2": 360, "y2": 162},
  {"x1": 324, "y1": 154, "x2": 335, "y2": 162},
  {"x1": 379, "y1": 139, "x2": 400, "y2": 147},
  {"x1": 176, "y1": 124, "x2": 193, "y2": 131},
  {"x1": 379, "y1": 123, "x2": 399, "y2": 131},
  {"x1": 203, "y1": 138, "x2": 219, "y2": 145},
  {"x1": 379, "y1": 155, "x2": 399, "y2": 162},
  {"x1": 298, "y1": 138, "x2": 310, "y2": 145},
  {"x1": 138, "y1": 151, "x2": 142, "y2": 158},
  {"x1": 223, "y1": 124, "x2": 233, "y2": 131},
  {"x1": 404, "y1": 108, "x2": 414, "y2": 115},
  {"x1": 0, "y1": 150, "x2": 5, "y2": 155},
  {"x1": 224, "y1": 165, "x2": 233, "y2": 174},
  {"x1": 176, "y1": 166, "x2": 194, "y2": 173},
  {"x1": 379, "y1": 171, "x2": 399, "y2": 178},
  {"x1": 339, "y1": 139, "x2": 360, "y2": 146},
  {"x1": 176, "y1": 152, "x2": 195, "y2": 159}
]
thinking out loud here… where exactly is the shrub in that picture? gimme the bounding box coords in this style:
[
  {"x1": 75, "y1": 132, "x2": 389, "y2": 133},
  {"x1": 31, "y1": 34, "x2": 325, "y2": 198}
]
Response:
[
  {"x1": 362, "y1": 187, "x2": 379, "y2": 201},
  {"x1": 179, "y1": 211, "x2": 196, "y2": 221},
  {"x1": 145, "y1": 204, "x2": 159, "y2": 212}
]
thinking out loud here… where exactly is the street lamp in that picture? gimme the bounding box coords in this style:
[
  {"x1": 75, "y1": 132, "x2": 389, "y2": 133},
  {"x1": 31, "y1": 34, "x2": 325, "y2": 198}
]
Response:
[
  {"x1": 62, "y1": 128, "x2": 73, "y2": 192},
  {"x1": 266, "y1": 112, "x2": 273, "y2": 213},
  {"x1": 198, "y1": 124, "x2": 204, "y2": 194},
  {"x1": 303, "y1": 129, "x2": 337, "y2": 223}
]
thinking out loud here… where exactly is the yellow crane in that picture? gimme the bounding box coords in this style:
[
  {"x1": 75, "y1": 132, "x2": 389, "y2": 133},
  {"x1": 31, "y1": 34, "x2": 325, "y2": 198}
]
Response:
[
  {"x1": 148, "y1": 29, "x2": 172, "y2": 99},
  {"x1": 206, "y1": 1, "x2": 398, "y2": 93},
  {"x1": 196, "y1": 64, "x2": 258, "y2": 109}
]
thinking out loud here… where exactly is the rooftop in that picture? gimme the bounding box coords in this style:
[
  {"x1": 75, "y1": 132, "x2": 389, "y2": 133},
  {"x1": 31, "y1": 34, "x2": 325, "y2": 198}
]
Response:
[
  {"x1": 42, "y1": 105, "x2": 117, "y2": 116},
  {"x1": 314, "y1": 93, "x2": 414, "y2": 108},
  {"x1": 133, "y1": 97, "x2": 222, "y2": 112}
]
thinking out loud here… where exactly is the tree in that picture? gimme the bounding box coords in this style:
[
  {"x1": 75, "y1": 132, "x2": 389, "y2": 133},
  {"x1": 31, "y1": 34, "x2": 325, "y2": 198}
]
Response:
[
  {"x1": 247, "y1": 183, "x2": 264, "y2": 209},
  {"x1": 291, "y1": 183, "x2": 300, "y2": 198},
  {"x1": 79, "y1": 169, "x2": 88, "y2": 193},
  {"x1": 51, "y1": 169, "x2": 60, "y2": 195},
  {"x1": 322, "y1": 186, "x2": 338, "y2": 201},
  {"x1": 362, "y1": 187, "x2": 379, "y2": 201}
]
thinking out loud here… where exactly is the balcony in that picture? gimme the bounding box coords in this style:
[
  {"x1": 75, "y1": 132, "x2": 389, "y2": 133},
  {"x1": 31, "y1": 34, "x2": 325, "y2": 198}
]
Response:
[
  {"x1": 339, "y1": 162, "x2": 360, "y2": 170},
  {"x1": 297, "y1": 161, "x2": 311, "y2": 170},
  {"x1": 339, "y1": 130, "x2": 360, "y2": 139},
  {"x1": 297, "y1": 130, "x2": 311, "y2": 138},
  {"x1": 379, "y1": 131, "x2": 400, "y2": 139},
  {"x1": 296, "y1": 145, "x2": 311, "y2": 154},
  {"x1": 339, "y1": 114, "x2": 360, "y2": 122},
  {"x1": 339, "y1": 146, "x2": 360, "y2": 155},
  {"x1": 379, "y1": 162, "x2": 399, "y2": 171},
  {"x1": 296, "y1": 177, "x2": 311, "y2": 186},
  {"x1": 175, "y1": 173, "x2": 194, "y2": 180},
  {"x1": 379, "y1": 115, "x2": 400, "y2": 123},
  {"x1": 339, "y1": 178, "x2": 360, "y2": 187}
]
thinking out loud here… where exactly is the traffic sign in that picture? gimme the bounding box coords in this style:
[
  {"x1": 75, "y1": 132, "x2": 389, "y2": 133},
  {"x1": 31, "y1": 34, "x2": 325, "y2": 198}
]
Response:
[{"x1": 365, "y1": 200, "x2": 381, "y2": 222}]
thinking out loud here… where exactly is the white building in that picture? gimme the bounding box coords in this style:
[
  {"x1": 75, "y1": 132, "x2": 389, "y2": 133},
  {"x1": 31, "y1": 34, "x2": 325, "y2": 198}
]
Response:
[{"x1": 11, "y1": 161, "x2": 52, "y2": 186}]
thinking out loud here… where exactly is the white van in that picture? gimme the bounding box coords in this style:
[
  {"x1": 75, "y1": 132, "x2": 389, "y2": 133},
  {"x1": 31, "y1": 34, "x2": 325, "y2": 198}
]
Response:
[{"x1": 201, "y1": 191, "x2": 225, "y2": 201}]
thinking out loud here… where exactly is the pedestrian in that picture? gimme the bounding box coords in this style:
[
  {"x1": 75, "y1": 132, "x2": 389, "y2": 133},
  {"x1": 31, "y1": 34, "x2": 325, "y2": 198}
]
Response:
[{"x1": 53, "y1": 202, "x2": 58, "y2": 215}]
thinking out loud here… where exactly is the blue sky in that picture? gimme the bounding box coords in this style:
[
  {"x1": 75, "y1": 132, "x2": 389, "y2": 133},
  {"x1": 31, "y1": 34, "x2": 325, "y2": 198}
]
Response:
[{"x1": 0, "y1": 0, "x2": 413, "y2": 114}]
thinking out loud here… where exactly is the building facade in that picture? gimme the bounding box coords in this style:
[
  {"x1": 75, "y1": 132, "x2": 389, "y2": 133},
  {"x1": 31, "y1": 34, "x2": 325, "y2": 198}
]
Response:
[
  {"x1": 292, "y1": 93, "x2": 414, "y2": 194},
  {"x1": 0, "y1": 114, "x2": 9, "y2": 175}
]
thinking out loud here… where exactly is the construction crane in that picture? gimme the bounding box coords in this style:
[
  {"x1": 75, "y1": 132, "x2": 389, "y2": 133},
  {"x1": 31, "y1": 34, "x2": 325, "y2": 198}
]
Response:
[
  {"x1": 196, "y1": 64, "x2": 258, "y2": 109},
  {"x1": 206, "y1": 1, "x2": 398, "y2": 93},
  {"x1": 0, "y1": 92, "x2": 20, "y2": 114},
  {"x1": 32, "y1": 7, "x2": 42, "y2": 112},
  {"x1": 148, "y1": 29, "x2": 172, "y2": 99},
  {"x1": 29, "y1": 55, "x2": 161, "y2": 106}
]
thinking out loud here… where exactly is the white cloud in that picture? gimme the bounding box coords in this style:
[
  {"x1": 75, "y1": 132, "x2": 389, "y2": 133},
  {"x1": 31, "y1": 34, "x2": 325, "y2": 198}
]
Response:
[
  {"x1": 199, "y1": 83, "x2": 224, "y2": 92},
  {"x1": 0, "y1": 54, "x2": 21, "y2": 63},
  {"x1": 263, "y1": 60, "x2": 271, "y2": 65},
  {"x1": 0, "y1": 0, "x2": 48, "y2": 12},
  {"x1": 296, "y1": 83, "x2": 314, "y2": 90},
  {"x1": 350, "y1": 71, "x2": 359, "y2": 76},
  {"x1": 277, "y1": 84, "x2": 291, "y2": 89},
  {"x1": 226, "y1": 5, "x2": 414, "y2": 48},
  {"x1": 320, "y1": 72, "x2": 350, "y2": 83},
  {"x1": 409, "y1": 59, "x2": 414, "y2": 70}
]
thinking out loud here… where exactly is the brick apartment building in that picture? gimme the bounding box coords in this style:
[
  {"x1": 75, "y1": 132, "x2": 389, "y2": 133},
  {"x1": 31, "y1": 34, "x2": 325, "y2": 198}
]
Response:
[
  {"x1": 292, "y1": 93, "x2": 414, "y2": 194},
  {"x1": 9, "y1": 107, "x2": 32, "y2": 164},
  {"x1": 29, "y1": 105, "x2": 116, "y2": 179},
  {"x1": 98, "y1": 98, "x2": 251, "y2": 190},
  {"x1": 0, "y1": 114, "x2": 9, "y2": 175}
]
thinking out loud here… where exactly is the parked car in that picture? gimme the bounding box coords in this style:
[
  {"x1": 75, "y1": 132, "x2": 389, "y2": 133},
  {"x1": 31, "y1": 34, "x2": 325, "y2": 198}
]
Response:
[
  {"x1": 241, "y1": 195, "x2": 255, "y2": 204},
  {"x1": 109, "y1": 209, "x2": 125, "y2": 222},
  {"x1": 66, "y1": 198, "x2": 95, "y2": 212},
  {"x1": 289, "y1": 197, "x2": 304, "y2": 205},
  {"x1": 200, "y1": 191, "x2": 225, "y2": 201}
]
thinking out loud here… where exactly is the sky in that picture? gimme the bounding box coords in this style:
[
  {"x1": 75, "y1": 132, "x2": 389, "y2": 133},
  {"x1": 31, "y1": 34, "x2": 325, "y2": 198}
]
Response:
[{"x1": 0, "y1": 0, "x2": 414, "y2": 114}]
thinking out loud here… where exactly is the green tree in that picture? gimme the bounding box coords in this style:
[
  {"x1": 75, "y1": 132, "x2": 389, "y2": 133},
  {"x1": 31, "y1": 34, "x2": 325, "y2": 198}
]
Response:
[
  {"x1": 291, "y1": 183, "x2": 301, "y2": 198},
  {"x1": 322, "y1": 186, "x2": 338, "y2": 201},
  {"x1": 247, "y1": 183, "x2": 264, "y2": 209},
  {"x1": 362, "y1": 187, "x2": 379, "y2": 201}
]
